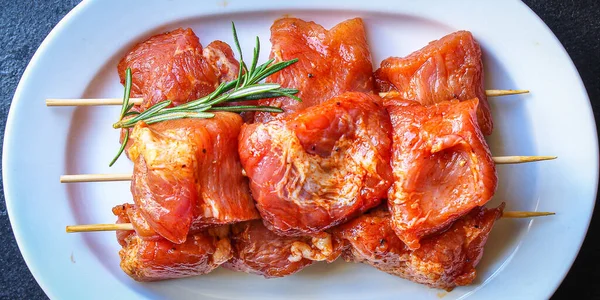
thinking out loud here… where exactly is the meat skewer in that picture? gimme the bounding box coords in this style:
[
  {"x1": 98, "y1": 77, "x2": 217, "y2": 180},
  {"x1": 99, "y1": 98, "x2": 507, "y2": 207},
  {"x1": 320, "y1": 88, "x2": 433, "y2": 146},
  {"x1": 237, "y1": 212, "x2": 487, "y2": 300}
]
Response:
[
  {"x1": 78, "y1": 203, "x2": 345, "y2": 281},
  {"x1": 64, "y1": 205, "x2": 553, "y2": 284},
  {"x1": 46, "y1": 19, "x2": 527, "y2": 110},
  {"x1": 53, "y1": 18, "x2": 557, "y2": 288},
  {"x1": 58, "y1": 155, "x2": 557, "y2": 183},
  {"x1": 45, "y1": 89, "x2": 529, "y2": 106},
  {"x1": 65, "y1": 210, "x2": 555, "y2": 233}
]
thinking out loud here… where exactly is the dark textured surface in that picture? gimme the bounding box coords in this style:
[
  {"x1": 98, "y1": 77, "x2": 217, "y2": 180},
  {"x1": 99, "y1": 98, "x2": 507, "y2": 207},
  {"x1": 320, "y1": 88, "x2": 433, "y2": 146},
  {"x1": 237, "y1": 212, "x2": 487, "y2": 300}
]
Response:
[{"x1": 0, "y1": 1, "x2": 598, "y2": 299}]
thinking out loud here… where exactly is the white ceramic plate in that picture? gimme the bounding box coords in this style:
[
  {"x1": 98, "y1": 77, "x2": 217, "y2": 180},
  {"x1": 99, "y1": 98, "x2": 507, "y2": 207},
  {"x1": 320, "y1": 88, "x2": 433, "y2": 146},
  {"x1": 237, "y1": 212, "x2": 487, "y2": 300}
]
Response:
[{"x1": 4, "y1": 0, "x2": 597, "y2": 299}]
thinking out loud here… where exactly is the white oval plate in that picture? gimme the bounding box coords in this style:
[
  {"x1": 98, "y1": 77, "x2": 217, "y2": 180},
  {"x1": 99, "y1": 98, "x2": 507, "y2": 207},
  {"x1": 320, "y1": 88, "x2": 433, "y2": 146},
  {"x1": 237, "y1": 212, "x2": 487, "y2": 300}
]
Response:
[{"x1": 4, "y1": 0, "x2": 597, "y2": 299}]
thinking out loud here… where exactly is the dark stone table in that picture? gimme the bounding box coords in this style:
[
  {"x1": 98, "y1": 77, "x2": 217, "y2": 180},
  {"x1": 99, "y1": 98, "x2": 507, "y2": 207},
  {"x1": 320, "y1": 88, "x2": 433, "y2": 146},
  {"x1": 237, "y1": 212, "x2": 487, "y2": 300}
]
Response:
[{"x1": 1, "y1": 1, "x2": 598, "y2": 298}]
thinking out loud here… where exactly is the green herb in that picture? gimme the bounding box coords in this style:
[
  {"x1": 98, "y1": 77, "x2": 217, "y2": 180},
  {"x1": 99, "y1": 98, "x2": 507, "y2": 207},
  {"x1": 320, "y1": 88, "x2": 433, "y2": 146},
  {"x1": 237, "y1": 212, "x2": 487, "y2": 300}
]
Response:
[{"x1": 109, "y1": 22, "x2": 299, "y2": 166}]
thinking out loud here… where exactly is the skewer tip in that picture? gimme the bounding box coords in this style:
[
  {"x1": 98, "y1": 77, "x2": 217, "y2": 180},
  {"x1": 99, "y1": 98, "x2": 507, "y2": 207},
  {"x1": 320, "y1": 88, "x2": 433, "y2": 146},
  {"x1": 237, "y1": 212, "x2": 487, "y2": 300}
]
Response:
[
  {"x1": 60, "y1": 173, "x2": 133, "y2": 183},
  {"x1": 485, "y1": 89, "x2": 530, "y2": 97},
  {"x1": 379, "y1": 89, "x2": 531, "y2": 99},
  {"x1": 66, "y1": 223, "x2": 134, "y2": 233},
  {"x1": 493, "y1": 156, "x2": 557, "y2": 164},
  {"x1": 502, "y1": 211, "x2": 555, "y2": 218}
]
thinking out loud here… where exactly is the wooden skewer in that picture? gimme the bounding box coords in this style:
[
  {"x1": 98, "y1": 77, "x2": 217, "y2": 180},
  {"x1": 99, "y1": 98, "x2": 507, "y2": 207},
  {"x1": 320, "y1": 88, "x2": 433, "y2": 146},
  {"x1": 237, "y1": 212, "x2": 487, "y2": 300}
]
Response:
[
  {"x1": 60, "y1": 173, "x2": 133, "y2": 183},
  {"x1": 378, "y1": 89, "x2": 529, "y2": 99},
  {"x1": 45, "y1": 89, "x2": 529, "y2": 107},
  {"x1": 484, "y1": 89, "x2": 530, "y2": 97},
  {"x1": 502, "y1": 211, "x2": 555, "y2": 218},
  {"x1": 66, "y1": 210, "x2": 555, "y2": 233},
  {"x1": 66, "y1": 223, "x2": 134, "y2": 233},
  {"x1": 46, "y1": 98, "x2": 144, "y2": 106},
  {"x1": 492, "y1": 156, "x2": 557, "y2": 164},
  {"x1": 59, "y1": 156, "x2": 557, "y2": 183}
]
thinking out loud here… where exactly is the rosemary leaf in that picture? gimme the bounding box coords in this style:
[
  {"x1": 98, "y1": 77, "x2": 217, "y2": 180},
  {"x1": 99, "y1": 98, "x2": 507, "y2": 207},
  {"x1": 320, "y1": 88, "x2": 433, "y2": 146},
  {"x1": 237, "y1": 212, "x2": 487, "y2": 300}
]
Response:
[
  {"x1": 110, "y1": 22, "x2": 301, "y2": 166},
  {"x1": 247, "y1": 58, "x2": 275, "y2": 83},
  {"x1": 272, "y1": 91, "x2": 302, "y2": 102},
  {"x1": 254, "y1": 58, "x2": 298, "y2": 82},
  {"x1": 109, "y1": 129, "x2": 129, "y2": 167},
  {"x1": 143, "y1": 111, "x2": 215, "y2": 125},
  {"x1": 209, "y1": 105, "x2": 284, "y2": 113},
  {"x1": 226, "y1": 83, "x2": 281, "y2": 99},
  {"x1": 119, "y1": 100, "x2": 171, "y2": 126},
  {"x1": 249, "y1": 36, "x2": 260, "y2": 76},
  {"x1": 232, "y1": 22, "x2": 244, "y2": 90},
  {"x1": 123, "y1": 110, "x2": 140, "y2": 117},
  {"x1": 229, "y1": 88, "x2": 300, "y2": 101},
  {"x1": 119, "y1": 69, "x2": 133, "y2": 119}
]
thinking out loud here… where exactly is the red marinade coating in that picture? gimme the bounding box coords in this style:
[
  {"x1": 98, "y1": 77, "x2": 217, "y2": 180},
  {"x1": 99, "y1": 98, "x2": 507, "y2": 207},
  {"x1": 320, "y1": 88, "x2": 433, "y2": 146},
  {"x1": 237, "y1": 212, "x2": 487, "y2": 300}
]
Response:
[
  {"x1": 239, "y1": 92, "x2": 393, "y2": 236},
  {"x1": 375, "y1": 31, "x2": 493, "y2": 135},
  {"x1": 112, "y1": 204, "x2": 232, "y2": 282},
  {"x1": 127, "y1": 114, "x2": 259, "y2": 244},
  {"x1": 385, "y1": 98, "x2": 497, "y2": 250},
  {"x1": 202, "y1": 40, "x2": 240, "y2": 83},
  {"x1": 118, "y1": 28, "x2": 220, "y2": 110},
  {"x1": 254, "y1": 17, "x2": 375, "y2": 123},
  {"x1": 334, "y1": 204, "x2": 504, "y2": 290},
  {"x1": 224, "y1": 220, "x2": 342, "y2": 278},
  {"x1": 117, "y1": 29, "x2": 242, "y2": 152}
]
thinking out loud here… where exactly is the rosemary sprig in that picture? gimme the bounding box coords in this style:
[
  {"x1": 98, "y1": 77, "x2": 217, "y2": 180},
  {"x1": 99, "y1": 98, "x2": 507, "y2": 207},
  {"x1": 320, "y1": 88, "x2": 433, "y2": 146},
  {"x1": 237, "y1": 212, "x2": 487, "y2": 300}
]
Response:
[{"x1": 109, "y1": 22, "x2": 300, "y2": 166}]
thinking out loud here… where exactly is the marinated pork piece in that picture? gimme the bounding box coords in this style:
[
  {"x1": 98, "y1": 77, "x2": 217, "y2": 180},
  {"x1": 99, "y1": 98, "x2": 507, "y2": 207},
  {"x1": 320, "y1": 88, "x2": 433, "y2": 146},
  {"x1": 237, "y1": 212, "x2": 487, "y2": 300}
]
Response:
[
  {"x1": 375, "y1": 31, "x2": 493, "y2": 135},
  {"x1": 113, "y1": 205, "x2": 231, "y2": 282},
  {"x1": 239, "y1": 92, "x2": 393, "y2": 236},
  {"x1": 254, "y1": 17, "x2": 375, "y2": 122},
  {"x1": 334, "y1": 204, "x2": 504, "y2": 290},
  {"x1": 113, "y1": 203, "x2": 157, "y2": 244},
  {"x1": 385, "y1": 98, "x2": 497, "y2": 250},
  {"x1": 202, "y1": 40, "x2": 257, "y2": 122},
  {"x1": 117, "y1": 28, "x2": 239, "y2": 111},
  {"x1": 117, "y1": 28, "x2": 243, "y2": 150},
  {"x1": 224, "y1": 220, "x2": 342, "y2": 278},
  {"x1": 127, "y1": 114, "x2": 259, "y2": 244},
  {"x1": 202, "y1": 40, "x2": 240, "y2": 83}
]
